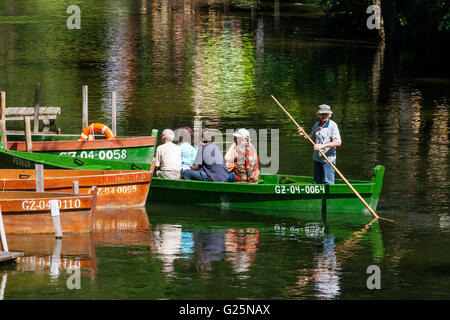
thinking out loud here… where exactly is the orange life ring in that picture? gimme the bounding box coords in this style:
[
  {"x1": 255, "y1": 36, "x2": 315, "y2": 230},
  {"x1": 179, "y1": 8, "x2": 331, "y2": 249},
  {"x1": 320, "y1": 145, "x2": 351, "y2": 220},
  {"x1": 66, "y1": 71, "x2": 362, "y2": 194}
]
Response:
[{"x1": 79, "y1": 123, "x2": 115, "y2": 141}]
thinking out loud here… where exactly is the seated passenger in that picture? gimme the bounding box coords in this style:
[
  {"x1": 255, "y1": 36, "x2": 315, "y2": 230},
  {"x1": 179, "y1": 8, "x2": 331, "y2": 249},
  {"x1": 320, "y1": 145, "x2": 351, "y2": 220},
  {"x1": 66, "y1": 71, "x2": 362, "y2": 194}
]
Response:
[
  {"x1": 225, "y1": 128, "x2": 260, "y2": 183},
  {"x1": 181, "y1": 130, "x2": 229, "y2": 182},
  {"x1": 154, "y1": 129, "x2": 182, "y2": 179},
  {"x1": 177, "y1": 127, "x2": 198, "y2": 170}
]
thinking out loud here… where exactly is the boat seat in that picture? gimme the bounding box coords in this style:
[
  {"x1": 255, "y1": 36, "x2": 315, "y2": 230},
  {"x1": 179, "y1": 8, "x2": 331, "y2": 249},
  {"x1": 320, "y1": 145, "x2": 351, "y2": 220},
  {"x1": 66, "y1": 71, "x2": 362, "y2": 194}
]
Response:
[
  {"x1": 259, "y1": 175, "x2": 279, "y2": 184},
  {"x1": 279, "y1": 176, "x2": 297, "y2": 184}
]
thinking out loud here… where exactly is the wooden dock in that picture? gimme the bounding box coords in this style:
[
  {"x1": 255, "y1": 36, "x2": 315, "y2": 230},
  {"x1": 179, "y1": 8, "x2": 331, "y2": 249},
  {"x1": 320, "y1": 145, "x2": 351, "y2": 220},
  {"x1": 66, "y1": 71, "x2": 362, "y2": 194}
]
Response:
[
  {"x1": 4, "y1": 107, "x2": 60, "y2": 122},
  {"x1": 0, "y1": 251, "x2": 23, "y2": 263}
]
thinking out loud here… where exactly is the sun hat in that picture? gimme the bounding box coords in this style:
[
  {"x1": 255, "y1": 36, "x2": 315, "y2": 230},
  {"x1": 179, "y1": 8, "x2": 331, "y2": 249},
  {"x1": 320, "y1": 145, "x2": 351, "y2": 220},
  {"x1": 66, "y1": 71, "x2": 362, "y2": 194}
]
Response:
[
  {"x1": 233, "y1": 128, "x2": 251, "y2": 140},
  {"x1": 317, "y1": 104, "x2": 333, "y2": 114}
]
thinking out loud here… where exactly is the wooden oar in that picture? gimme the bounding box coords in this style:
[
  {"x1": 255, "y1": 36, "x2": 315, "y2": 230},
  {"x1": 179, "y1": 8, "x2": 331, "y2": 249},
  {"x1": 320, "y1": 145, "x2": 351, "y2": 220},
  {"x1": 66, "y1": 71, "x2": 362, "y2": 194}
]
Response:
[{"x1": 271, "y1": 95, "x2": 393, "y2": 222}]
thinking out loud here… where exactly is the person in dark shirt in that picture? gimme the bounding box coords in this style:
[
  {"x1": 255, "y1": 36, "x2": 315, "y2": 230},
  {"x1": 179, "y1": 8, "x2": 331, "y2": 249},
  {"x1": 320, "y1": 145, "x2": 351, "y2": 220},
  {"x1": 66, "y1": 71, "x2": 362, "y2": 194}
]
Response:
[{"x1": 181, "y1": 130, "x2": 229, "y2": 182}]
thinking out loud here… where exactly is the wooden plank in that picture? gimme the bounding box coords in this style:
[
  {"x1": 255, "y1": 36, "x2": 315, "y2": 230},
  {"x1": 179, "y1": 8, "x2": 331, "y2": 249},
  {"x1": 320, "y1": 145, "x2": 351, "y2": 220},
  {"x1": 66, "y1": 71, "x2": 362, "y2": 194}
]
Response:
[
  {"x1": 5, "y1": 107, "x2": 17, "y2": 116},
  {"x1": 35, "y1": 164, "x2": 44, "y2": 192},
  {"x1": 24, "y1": 116, "x2": 32, "y2": 152},
  {"x1": 4, "y1": 107, "x2": 60, "y2": 116},
  {"x1": 0, "y1": 251, "x2": 24, "y2": 263},
  {"x1": 45, "y1": 107, "x2": 61, "y2": 115},
  {"x1": 0, "y1": 120, "x2": 7, "y2": 148},
  {"x1": 34, "y1": 83, "x2": 40, "y2": 133},
  {"x1": 50, "y1": 200, "x2": 63, "y2": 239},
  {"x1": 7, "y1": 115, "x2": 57, "y2": 121},
  {"x1": 1, "y1": 92, "x2": 5, "y2": 121}
]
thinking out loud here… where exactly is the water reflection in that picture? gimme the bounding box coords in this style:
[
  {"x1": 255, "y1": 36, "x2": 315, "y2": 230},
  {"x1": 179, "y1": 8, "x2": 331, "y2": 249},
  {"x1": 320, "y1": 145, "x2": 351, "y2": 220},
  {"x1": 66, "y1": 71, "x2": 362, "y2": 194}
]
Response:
[
  {"x1": 93, "y1": 207, "x2": 152, "y2": 246},
  {"x1": 195, "y1": 231, "x2": 226, "y2": 276},
  {"x1": 149, "y1": 220, "x2": 261, "y2": 279},
  {"x1": 288, "y1": 217, "x2": 381, "y2": 299},
  {"x1": 152, "y1": 224, "x2": 183, "y2": 274},
  {"x1": 0, "y1": 273, "x2": 7, "y2": 300},
  {"x1": 225, "y1": 228, "x2": 259, "y2": 278},
  {"x1": 7, "y1": 234, "x2": 97, "y2": 280}
]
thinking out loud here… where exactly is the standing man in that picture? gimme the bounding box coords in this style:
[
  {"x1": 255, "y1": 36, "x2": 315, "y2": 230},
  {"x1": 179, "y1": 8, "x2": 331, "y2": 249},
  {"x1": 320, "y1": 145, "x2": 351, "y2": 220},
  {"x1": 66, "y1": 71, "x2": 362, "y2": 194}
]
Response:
[
  {"x1": 154, "y1": 129, "x2": 182, "y2": 179},
  {"x1": 298, "y1": 104, "x2": 342, "y2": 184}
]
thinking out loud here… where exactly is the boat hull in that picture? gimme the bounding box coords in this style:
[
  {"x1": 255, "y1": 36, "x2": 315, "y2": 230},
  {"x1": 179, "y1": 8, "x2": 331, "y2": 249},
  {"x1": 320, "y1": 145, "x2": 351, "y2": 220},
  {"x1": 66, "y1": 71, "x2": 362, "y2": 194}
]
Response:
[
  {"x1": 6, "y1": 136, "x2": 156, "y2": 164},
  {"x1": 0, "y1": 131, "x2": 157, "y2": 170},
  {"x1": 0, "y1": 169, "x2": 154, "y2": 208},
  {"x1": 0, "y1": 148, "x2": 152, "y2": 170},
  {"x1": 0, "y1": 191, "x2": 96, "y2": 234},
  {"x1": 148, "y1": 165, "x2": 385, "y2": 214}
]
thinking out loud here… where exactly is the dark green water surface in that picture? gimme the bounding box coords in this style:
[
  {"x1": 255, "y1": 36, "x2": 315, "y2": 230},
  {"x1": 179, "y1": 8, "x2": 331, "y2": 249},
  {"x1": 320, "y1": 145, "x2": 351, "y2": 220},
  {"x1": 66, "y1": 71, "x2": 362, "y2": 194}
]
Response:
[{"x1": 0, "y1": 0, "x2": 449, "y2": 299}]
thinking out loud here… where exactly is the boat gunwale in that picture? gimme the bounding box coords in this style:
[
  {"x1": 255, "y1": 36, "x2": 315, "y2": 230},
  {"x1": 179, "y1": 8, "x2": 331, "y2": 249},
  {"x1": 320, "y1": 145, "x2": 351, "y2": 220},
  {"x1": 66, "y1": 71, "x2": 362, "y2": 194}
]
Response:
[
  {"x1": 6, "y1": 136, "x2": 156, "y2": 152},
  {"x1": 150, "y1": 177, "x2": 376, "y2": 194},
  {"x1": 0, "y1": 190, "x2": 95, "y2": 200},
  {"x1": 0, "y1": 169, "x2": 152, "y2": 180},
  {"x1": 149, "y1": 165, "x2": 385, "y2": 195},
  {"x1": 2, "y1": 149, "x2": 151, "y2": 170}
]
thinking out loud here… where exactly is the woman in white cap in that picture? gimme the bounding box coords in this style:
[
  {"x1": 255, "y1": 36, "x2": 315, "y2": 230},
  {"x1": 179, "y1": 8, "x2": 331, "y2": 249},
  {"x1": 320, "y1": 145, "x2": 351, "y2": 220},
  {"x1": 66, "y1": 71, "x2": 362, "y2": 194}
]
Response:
[
  {"x1": 224, "y1": 128, "x2": 260, "y2": 183},
  {"x1": 298, "y1": 104, "x2": 342, "y2": 184}
]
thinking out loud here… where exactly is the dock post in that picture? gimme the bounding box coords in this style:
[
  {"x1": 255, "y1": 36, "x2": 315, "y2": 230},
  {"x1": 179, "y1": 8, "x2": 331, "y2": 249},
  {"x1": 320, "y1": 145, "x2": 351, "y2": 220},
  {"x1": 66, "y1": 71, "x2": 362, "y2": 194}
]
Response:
[
  {"x1": 24, "y1": 116, "x2": 33, "y2": 152},
  {"x1": 111, "y1": 91, "x2": 117, "y2": 136},
  {"x1": 72, "y1": 181, "x2": 79, "y2": 194},
  {"x1": 49, "y1": 200, "x2": 63, "y2": 239},
  {"x1": 82, "y1": 85, "x2": 88, "y2": 129},
  {"x1": 0, "y1": 120, "x2": 7, "y2": 149},
  {"x1": 0, "y1": 91, "x2": 5, "y2": 121},
  {"x1": 34, "y1": 83, "x2": 40, "y2": 133},
  {"x1": 0, "y1": 206, "x2": 9, "y2": 252},
  {"x1": 35, "y1": 164, "x2": 44, "y2": 192}
]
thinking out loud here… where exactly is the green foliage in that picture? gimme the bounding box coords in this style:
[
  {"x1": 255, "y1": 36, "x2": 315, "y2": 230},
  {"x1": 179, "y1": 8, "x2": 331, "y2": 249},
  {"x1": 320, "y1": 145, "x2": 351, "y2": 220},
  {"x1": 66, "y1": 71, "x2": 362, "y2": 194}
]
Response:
[
  {"x1": 317, "y1": 0, "x2": 374, "y2": 38},
  {"x1": 317, "y1": 0, "x2": 449, "y2": 41}
]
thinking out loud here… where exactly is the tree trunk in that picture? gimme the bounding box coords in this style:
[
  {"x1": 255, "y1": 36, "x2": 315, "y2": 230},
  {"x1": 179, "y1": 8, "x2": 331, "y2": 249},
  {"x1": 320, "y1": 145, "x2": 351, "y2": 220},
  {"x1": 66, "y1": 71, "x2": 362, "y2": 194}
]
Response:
[{"x1": 380, "y1": 0, "x2": 398, "y2": 43}]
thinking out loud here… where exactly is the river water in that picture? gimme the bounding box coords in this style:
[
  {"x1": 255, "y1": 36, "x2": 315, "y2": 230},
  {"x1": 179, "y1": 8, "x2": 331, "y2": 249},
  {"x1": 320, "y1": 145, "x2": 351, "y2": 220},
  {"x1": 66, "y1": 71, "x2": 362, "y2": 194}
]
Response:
[{"x1": 0, "y1": 0, "x2": 449, "y2": 300}]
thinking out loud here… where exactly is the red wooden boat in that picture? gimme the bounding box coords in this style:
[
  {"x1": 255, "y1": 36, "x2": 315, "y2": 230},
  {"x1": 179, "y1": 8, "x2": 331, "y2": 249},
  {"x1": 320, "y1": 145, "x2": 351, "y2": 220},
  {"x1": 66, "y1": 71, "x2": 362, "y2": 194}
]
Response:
[
  {"x1": 0, "y1": 168, "x2": 153, "y2": 208},
  {"x1": 0, "y1": 189, "x2": 96, "y2": 234}
]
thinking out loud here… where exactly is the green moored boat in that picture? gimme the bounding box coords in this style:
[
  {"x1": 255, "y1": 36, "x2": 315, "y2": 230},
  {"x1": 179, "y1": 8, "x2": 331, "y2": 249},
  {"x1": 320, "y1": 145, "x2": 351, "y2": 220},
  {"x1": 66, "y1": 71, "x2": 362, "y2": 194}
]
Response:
[
  {"x1": 148, "y1": 165, "x2": 385, "y2": 214},
  {"x1": 2, "y1": 129, "x2": 158, "y2": 164},
  {"x1": 0, "y1": 132, "x2": 157, "y2": 170}
]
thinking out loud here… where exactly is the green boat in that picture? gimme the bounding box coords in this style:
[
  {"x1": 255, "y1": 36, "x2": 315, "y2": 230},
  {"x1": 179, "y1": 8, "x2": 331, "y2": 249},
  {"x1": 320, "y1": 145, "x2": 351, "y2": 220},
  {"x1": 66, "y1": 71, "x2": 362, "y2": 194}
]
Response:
[
  {"x1": 0, "y1": 132, "x2": 156, "y2": 170},
  {"x1": 3, "y1": 129, "x2": 158, "y2": 164},
  {"x1": 148, "y1": 165, "x2": 385, "y2": 214}
]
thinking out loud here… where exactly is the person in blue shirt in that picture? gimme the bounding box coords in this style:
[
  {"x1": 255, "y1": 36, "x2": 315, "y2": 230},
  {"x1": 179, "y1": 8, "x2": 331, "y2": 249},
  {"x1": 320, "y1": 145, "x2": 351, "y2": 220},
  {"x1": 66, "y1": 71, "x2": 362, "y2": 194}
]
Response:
[
  {"x1": 181, "y1": 130, "x2": 229, "y2": 182},
  {"x1": 177, "y1": 127, "x2": 198, "y2": 170}
]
